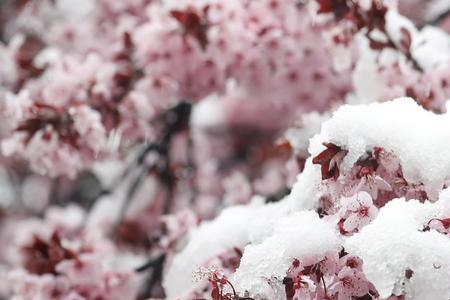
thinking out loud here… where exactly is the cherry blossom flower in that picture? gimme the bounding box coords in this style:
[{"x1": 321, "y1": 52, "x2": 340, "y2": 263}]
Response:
[
  {"x1": 330, "y1": 266, "x2": 371, "y2": 300},
  {"x1": 339, "y1": 187, "x2": 379, "y2": 233}
]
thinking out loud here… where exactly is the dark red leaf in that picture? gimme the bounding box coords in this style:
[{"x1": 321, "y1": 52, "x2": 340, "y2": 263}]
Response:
[
  {"x1": 17, "y1": 103, "x2": 80, "y2": 148},
  {"x1": 282, "y1": 277, "x2": 295, "y2": 300},
  {"x1": 211, "y1": 285, "x2": 220, "y2": 300},
  {"x1": 22, "y1": 232, "x2": 76, "y2": 275},
  {"x1": 356, "y1": 153, "x2": 378, "y2": 178},
  {"x1": 316, "y1": 0, "x2": 350, "y2": 21},
  {"x1": 368, "y1": 38, "x2": 392, "y2": 51},
  {"x1": 116, "y1": 220, "x2": 152, "y2": 249},
  {"x1": 312, "y1": 143, "x2": 347, "y2": 180},
  {"x1": 170, "y1": 7, "x2": 209, "y2": 50}
]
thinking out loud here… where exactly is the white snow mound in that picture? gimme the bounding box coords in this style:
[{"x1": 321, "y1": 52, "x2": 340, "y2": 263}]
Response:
[
  {"x1": 346, "y1": 198, "x2": 450, "y2": 300},
  {"x1": 310, "y1": 97, "x2": 450, "y2": 200}
]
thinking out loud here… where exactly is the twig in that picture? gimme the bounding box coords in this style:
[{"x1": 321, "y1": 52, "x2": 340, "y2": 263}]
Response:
[
  {"x1": 265, "y1": 187, "x2": 291, "y2": 203},
  {"x1": 321, "y1": 274, "x2": 329, "y2": 299},
  {"x1": 187, "y1": 132, "x2": 198, "y2": 205},
  {"x1": 136, "y1": 253, "x2": 166, "y2": 299},
  {"x1": 426, "y1": 7, "x2": 450, "y2": 27},
  {"x1": 384, "y1": 32, "x2": 424, "y2": 73},
  {"x1": 48, "y1": 176, "x2": 61, "y2": 206},
  {"x1": 135, "y1": 253, "x2": 166, "y2": 273},
  {"x1": 116, "y1": 164, "x2": 155, "y2": 224}
]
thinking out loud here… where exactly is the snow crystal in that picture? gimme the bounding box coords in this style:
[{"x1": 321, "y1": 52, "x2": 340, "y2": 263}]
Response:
[{"x1": 346, "y1": 198, "x2": 450, "y2": 300}]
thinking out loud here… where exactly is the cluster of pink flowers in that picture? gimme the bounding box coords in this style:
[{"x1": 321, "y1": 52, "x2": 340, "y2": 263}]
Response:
[
  {"x1": 1, "y1": 0, "x2": 450, "y2": 300},
  {"x1": 3, "y1": 205, "x2": 141, "y2": 300}
]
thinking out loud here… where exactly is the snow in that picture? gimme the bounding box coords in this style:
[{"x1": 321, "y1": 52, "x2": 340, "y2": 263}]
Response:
[
  {"x1": 163, "y1": 198, "x2": 291, "y2": 299},
  {"x1": 288, "y1": 157, "x2": 323, "y2": 211},
  {"x1": 425, "y1": 0, "x2": 450, "y2": 22},
  {"x1": 190, "y1": 94, "x2": 225, "y2": 128},
  {"x1": 285, "y1": 112, "x2": 329, "y2": 155},
  {"x1": 309, "y1": 97, "x2": 450, "y2": 200},
  {"x1": 436, "y1": 187, "x2": 450, "y2": 215},
  {"x1": 413, "y1": 26, "x2": 450, "y2": 69},
  {"x1": 386, "y1": 10, "x2": 417, "y2": 48},
  {"x1": 386, "y1": 9, "x2": 450, "y2": 70},
  {"x1": 233, "y1": 211, "x2": 341, "y2": 298},
  {"x1": 346, "y1": 198, "x2": 450, "y2": 300},
  {"x1": 345, "y1": 35, "x2": 406, "y2": 106}
]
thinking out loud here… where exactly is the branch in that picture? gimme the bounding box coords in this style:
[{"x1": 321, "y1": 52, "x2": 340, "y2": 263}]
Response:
[
  {"x1": 136, "y1": 253, "x2": 166, "y2": 299},
  {"x1": 426, "y1": 7, "x2": 450, "y2": 27},
  {"x1": 135, "y1": 253, "x2": 165, "y2": 273},
  {"x1": 265, "y1": 187, "x2": 291, "y2": 203}
]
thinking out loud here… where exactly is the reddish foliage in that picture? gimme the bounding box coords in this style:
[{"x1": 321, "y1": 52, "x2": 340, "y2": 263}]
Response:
[
  {"x1": 22, "y1": 232, "x2": 76, "y2": 275},
  {"x1": 250, "y1": 138, "x2": 293, "y2": 166},
  {"x1": 282, "y1": 276, "x2": 296, "y2": 300},
  {"x1": 170, "y1": 6, "x2": 210, "y2": 50},
  {"x1": 317, "y1": 0, "x2": 396, "y2": 53},
  {"x1": 317, "y1": 0, "x2": 388, "y2": 33},
  {"x1": 356, "y1": 153, "x2": 379, "y2": 178},
  {"x1": 116, "y1": 220, "x2": 152, "y2": 249},
  {"x1": 283, "y1": 260, "x2": 329, "y2": 300},
  {"x1": 356, "y1": 295, "x2": 375, "y2": 300},
  {"x1": 207, "y1": 269, "x2": 254, "y2": 300},
  {"x1": 17, "y1": 103, "x2": 80, "y2": 148},
  {"x1": 353, "y1": 2, "x2": 388, "y2": 32},
  {"x1": 316, "y1": 0, "x2": 350, "y2": 21},
  {"x1": 14, "y1": 34, "x2": 46, "y2": 91},
  {"x1": 312, "y1": 143, "x2": 347, "y2": 180}
]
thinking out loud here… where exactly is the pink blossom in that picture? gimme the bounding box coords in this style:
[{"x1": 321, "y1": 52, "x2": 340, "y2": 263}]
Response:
[
  {"x1": 331, "y1": 267, "x2": 371, "y2": 300},
  {"x1": 339, "y1": 192, "x2": 378, "y2": 233}
]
